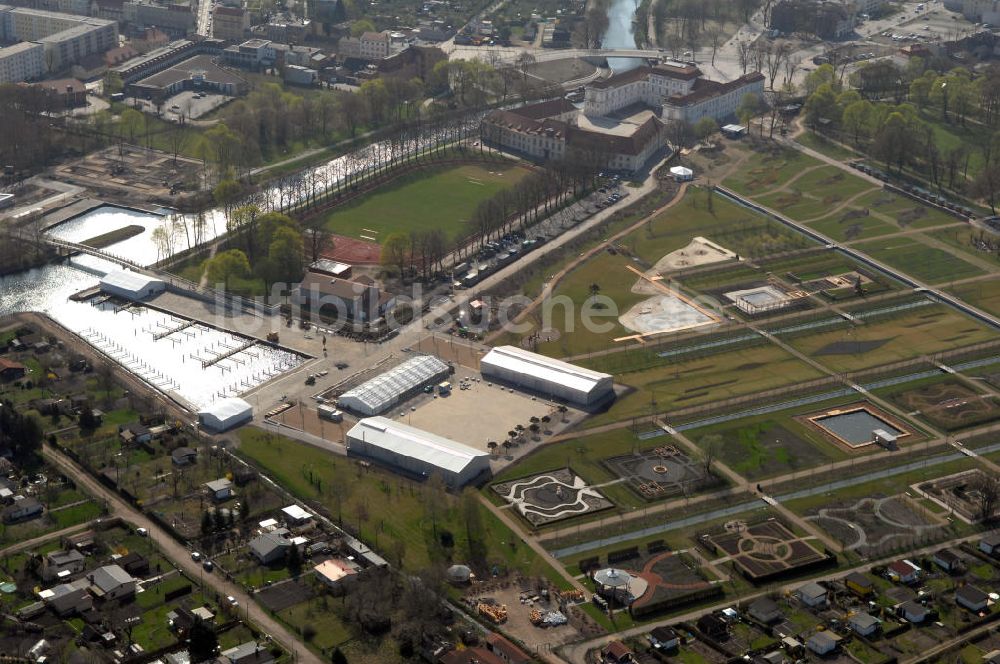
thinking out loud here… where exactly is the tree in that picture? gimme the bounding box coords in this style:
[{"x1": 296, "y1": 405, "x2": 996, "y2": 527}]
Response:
[
  {"x1": 694, "y1": 117, "x2": 718, "y2": 140},
  {"x1": 804, "y1": 83, "x2": 840, "y2": 127},
  {"x1": 972, "y1": 473, "x2": 1000, "y2": 522},
  {"x1": 206, "y1": 249, "x2": 250, "y2": 291},
  {"x1": 267, "y1": 226, "x2": 304, "y2": 286},
  {"x1": 331, "y1": 647, "x2": 348, "y2": 664},
  {"x1": 842, "y1": 100, "x2": 874, "y2": 144},
  {"x1": 736, "y1": 92, "x2": 764, "y2": 133},
  {"x1": 350, "y1": 19, "x2": 376, "y2": 36},
  {"x1": 804, "y1": 64, "x2": 838, "y2": 96},
  {"x1": 381, "y1": 233, "x2": 411, "y2": 278},
  {"x1": 188, "y1": 618, "x2": 218, "y2": 663},
  {"x1": 287, "y1": 542, "x2": 303, "y2": 576},
  {"x1": 487, "y1": 440, "x2": 498, "y2": 456}
]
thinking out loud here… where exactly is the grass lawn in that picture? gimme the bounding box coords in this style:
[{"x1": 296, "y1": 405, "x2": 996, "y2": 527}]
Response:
[
  {"x1": 851, "y1": 189, "x2": 963, "y2": 229},
  {"x1": 584, "y1": 342, "x2": 824, "y2": 427},
  {"x1": 525, "y1": 189, "x2": 812, "y2": 357},
  {"x1": 795, "y1": 131, "x2": 858, "y2": 161},
  {"x1": 320, "y1": 161, "x2": 530, "y2": 242},
  {"x1": 806, "y1": 210, "x2": 898, "y2": 242},
  {"x1": 786, "y1": 303, "x2": 995, "y2": 373},
  {"x1": 852, "y1": 236, "x2": 986, "y2": 284},
  {"x1": 686, "y1": 400, "x2": 856, "y2": 480},
  {"x1": 755, "y1": 165, "x2": 877, "y2": 221},
  {"x1": 236, "y1": 429, "x2": 571, "y2": 587},
  {"x1": 948, "y1": 277, "x2": 1000, "y2": 317},
  {"x1": 930, "y1": 226, "x2": 1000, "y2": 271},
  {"x1": 279, "y1": 599, "x2": 353, "y2": 652},
  {"x1": 723, "y1": 144, "x2": 821, "y2": 196}
]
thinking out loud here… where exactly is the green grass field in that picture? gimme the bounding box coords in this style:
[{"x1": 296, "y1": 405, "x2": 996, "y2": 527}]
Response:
[
  {"x1": 236, "y1": 429, "x2": 570, "y2": 587},
  {"x1": 723, "y1": 145, "x2": 821, "y2": 196},
  {"x1": 948, "y1": 277, "x2": 1000, "y2": 317},
  {"x1": 795, "y1": 131, "x2": 858, "y2": 161},
  {"x1": 320, "y1": 161, "x2": 530, "y2": 242},
  {"x1": 524, "y1": 188, "x2": 812, "y2": 357},
  {"x1": 786, "y1": 304, "x2": 995, "y2": 373},
  {"x1": 852, "y1": 236, "x2": 986, "y2": 284},
  {"x1": 930, "y1": 227, "x2": 1000, "y2": 271},
  {"x1": 851, "y1": 190, "x2": 963, "y2": 229},
  {"x1": 584, "y1": 343, "x2": 824, "y2": 427},
  {"x1": 755, "y1": 165, "x2": 877, "y2": 221}
]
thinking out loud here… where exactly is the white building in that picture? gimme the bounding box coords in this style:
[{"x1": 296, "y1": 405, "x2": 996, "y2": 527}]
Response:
[
  {"x1": 583, "y1": 61, "x2": 765, "y2": 125},
  {"x1": 338, "y1": 355, "x2": 450, "y2": 416},
  {"x1": 198, "y1": 397, "x2": 252, "y2": 432},
  {"x1": 99, "y1": 269, "x2": 166, "y2": 300},
  {"x1": 0, "y1": 41, "x2": 44, "y2": 83},
  {"x1": 0, "y1": 5, "x2": 118, "y2": 75},
  {"x1": 479, "y1": 346, "x2": 614, "y2": 406},
  {"x1": 346, "y1": 417, "x2": 491, "y2": 487}
]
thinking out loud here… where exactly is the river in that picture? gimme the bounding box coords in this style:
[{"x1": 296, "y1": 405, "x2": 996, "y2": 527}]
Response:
[{"x1": 603, "y1": 0, "x2": 644, "y2": 72}]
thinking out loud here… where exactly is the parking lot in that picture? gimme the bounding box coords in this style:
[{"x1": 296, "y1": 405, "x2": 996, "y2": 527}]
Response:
[{"x1": 128, "y1": 90, "x2": 233, "y2": 121}]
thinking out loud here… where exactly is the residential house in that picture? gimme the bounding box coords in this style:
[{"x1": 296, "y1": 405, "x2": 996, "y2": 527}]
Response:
[
  {"x1": 957, "y1": 584, "x2": 989, "y2": 612},
  {"x1": 0, "y1": 358, "x2": 26, "y2": 380},
  {"x1": 42, "y1": 550, "x2": 86, "y2": 581},
  {"x1": 40, "y1": 578, "x2": 93, "y2": 616},
  {"x1": 849, "y1": 613, "x2": 881, "y2": 637},
  {"x1": 897, "y1": 600, "x2": 932, "y2": 624},
  {"x1": 171, "y1": 446, "x2": 197, "y2": 466},
  {"x1": 119, "y1": 423, "x2": 152, "y2": 445},
  {"x1": 934, "y1": 549, "x2": 963, "y2": 574},
  {"x1": 748, "y1": 597, "x2": 783, "y2": 625},
  {"x1": 980, "y1": 533, "x2": 1000, "y2": 556},
  {"x1": 796, "y1": 581, "x2": 828, "y2": 608},
  {"x1": 485, "y1": 633, "x2": 531, "y2": 664},
  {"x1": 281, "y1": 504, "x2": 312, "y2": 526},
  {"x1": 313, "y1": 558, "x2": 358, "y2": 592},
  {"x1": 87, "y1": 564, "x2": 136, "y2": 600},
  {"x1": 117, "y1": 551, "x2": 149, "y2": 577},
  {"x1": 205, "y1": 478, "x2": 233, "y2": 501},
  {"x1": 64, "y1": 530, "x2": 96, "y2": 553},
  {"x1": 249, "y1": 529, "x2": 291, "y2": 564},
  {"x1": 648, "y1": 626, "x2": 680, "y2": 650},
  {"x1": 221, "y1": 642, "x2": 274, "y2": 664},
  {"x1": 2, "y1": 497, "x2": 43, "y2": 523},
  {"x1": 845, "y1": 572, "x2": 875, "y2": 597},
  {"x1": 601, "y1": 640, "x2": 635, "y2": 664},
  {"x1": 888, "y1": 559, "x2": 921, "y2": 585},
  {"x1": 697, "y1": 614, "x2": 729, "y2": 640},
  {"x1": 807, "y1": 631, "x2": 841, "y2": 656},
  {"x1": 212, "y1": 5, "x2": 248, "y2": 42}
]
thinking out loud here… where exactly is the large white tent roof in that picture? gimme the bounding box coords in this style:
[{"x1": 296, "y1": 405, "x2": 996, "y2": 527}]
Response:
[
  {"x1": 481, "y1": 346, "x2": 611, "y2": 395},
  {"x1": 669, "y1": 166, "x2": 693, "y2": 177},
  {"x1": 198, "y1": 397, "x2": 252, "y2": 422},
  {"x1": 339, "y1": 355, "x2": 448, "y2": 414},
  {"x1": 347, "y1": 417, "x2": 487, "y2": 475},
  {"x1": 99, "y1": 269, "x2": 165, "y2": 295}
]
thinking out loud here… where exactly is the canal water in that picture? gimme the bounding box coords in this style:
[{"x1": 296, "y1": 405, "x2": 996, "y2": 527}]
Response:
[
  {"x1": 0, "y1": 114, "x2": 476, "y2": 409},
  {"x1": 603, "y1": 0, "x2": 644, "y2": 73}
]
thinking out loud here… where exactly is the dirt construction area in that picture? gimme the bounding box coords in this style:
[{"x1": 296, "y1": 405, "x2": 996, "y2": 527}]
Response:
[{"x1": 54, "y1": 146, "x2": 204, "y2": 201}]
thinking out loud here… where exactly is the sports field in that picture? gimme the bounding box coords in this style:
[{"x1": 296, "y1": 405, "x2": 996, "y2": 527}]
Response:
[{"x1": 320, "y1": 161, "x2": 530, "y2": 242}]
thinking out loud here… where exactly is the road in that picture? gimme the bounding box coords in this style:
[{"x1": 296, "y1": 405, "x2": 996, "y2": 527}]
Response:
[
  {"x1": 196, "y1": 0, "x2": 213, "y2": 37},
  {"x1": 40, "y1": 443, "x2": 322, "y2": 664}
]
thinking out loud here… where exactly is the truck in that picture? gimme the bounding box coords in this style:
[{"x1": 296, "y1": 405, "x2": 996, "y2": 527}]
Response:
[
  {"x1": 318, "y1": 404, "x2": 344, "y2": 422},
  {"x1": 437, "y1": 381, "x2": 452, "y2": 395}
]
